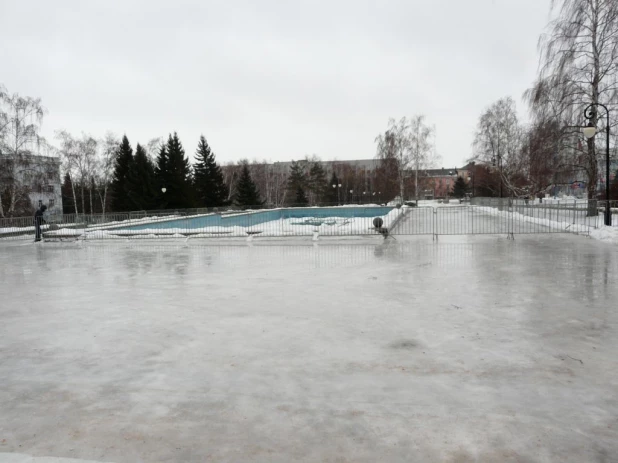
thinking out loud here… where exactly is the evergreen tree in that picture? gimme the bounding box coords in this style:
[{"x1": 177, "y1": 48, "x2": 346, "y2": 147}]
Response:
[
  {"x1": 154, "y1": 144, "x2": 168, "y2": 208},
  {"x1": 294, "y1": 185, "x2": 309, "y2": 206},
  {"x1": 308, "y1": 161, "x2": 328, "y2": 205},
  {"x1": 127, "y1": 144, "x2": 157, "y2": 210},
  {"x1": 286, "y1": 160, "x2": 307, "y2": 207},
  {"x1": 111, "y1": 135, "x2": 134, "y2": 211},
  {"x1": 61, "y1": 173, "x2": 75, "y2": 214},
  {"x1": 452, "y1": 176, "x2": 469, "y2": 198},
  {"x1": 164, "y1": 133, "x2": 194, "y2": 209},
  {"x1": 193, "y1": 135, "x2": 229, "y2": 207},
  {"x1": 328, "y1": 172, "x2": 340, "y2": 205},
  {"x1": 234, "y1": 163, "x2": 263, "y2": 208}
]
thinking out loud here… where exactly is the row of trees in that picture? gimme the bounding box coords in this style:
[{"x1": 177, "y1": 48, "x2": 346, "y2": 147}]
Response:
[
  {"x1": 3, "y1": 80, "x2": 433, "y2": 217},
  {"x1": 65, "y1": 133, "x2": 234, "y2": 213},
  {"x1": 470, "y1": 0, "x2": 618, "y2": 202},
  {"x1": 375, "y1": 115, "x2": 438, "y2": 202},
  {"x1": 221, "y1": 157, "x2": 399, "y2": 208},
  {"x1": 0, "y1": 84, "x2": 50, "y2": 217}
]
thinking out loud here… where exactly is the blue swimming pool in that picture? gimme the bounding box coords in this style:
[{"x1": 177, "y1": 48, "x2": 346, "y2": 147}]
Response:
[{"x1": 118, "y1": 207, "x2": 393, "y2": 230}]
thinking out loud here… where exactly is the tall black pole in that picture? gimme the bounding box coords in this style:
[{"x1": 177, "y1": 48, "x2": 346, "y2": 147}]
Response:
[
  {"x1": 498, "y1": 155, "x2": 502, "y2": 198},
  {"x1": 584, "y1": 103, "x2": 611, "y2": 226},
  {"x1": 606, "y1": 119, "x2": 611, "y2": 225}
]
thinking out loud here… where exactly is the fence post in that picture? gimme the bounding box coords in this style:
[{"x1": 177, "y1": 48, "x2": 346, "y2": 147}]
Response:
[
  {"x1": 433, "y1": 207, "x2": 437, "y2": 241},
  {"x1": 508, "y1": 201, "x2": 514, "y2": 239}
]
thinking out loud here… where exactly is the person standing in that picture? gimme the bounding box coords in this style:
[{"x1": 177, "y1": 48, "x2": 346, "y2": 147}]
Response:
[{"x1": 34, "y1": 204, "x2": 47, "y2": 242}]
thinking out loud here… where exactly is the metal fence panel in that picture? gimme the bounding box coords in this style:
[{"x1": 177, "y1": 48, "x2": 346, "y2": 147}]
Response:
[
  {"x1": 2, "y1": 200, "x2": 613, "y2": 241},
  {"x1": 389, "y1": 207, "x2": 434, "y2": 235}
]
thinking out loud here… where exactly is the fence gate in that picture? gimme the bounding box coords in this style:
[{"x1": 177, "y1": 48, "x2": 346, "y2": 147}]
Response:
[{"x1": 390, "y1": 202, "x2": 596, "y2": 237}]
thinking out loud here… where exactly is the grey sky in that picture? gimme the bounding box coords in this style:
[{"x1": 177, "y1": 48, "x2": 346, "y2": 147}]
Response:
[{"x1": 1, "y1": 0, "x2": 551, "y2": 167}]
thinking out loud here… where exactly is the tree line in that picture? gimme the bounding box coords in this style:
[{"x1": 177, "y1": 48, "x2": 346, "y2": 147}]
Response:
[
  {"x1": 468, "y1": 0, "x2": 618, "y2": 202},
  {"x1": 60, "y1": 133, "x2": 401, "y2": 215},
  {"x1": 1, "y1": 80, "x2": 406, "y2": 218},
  {"x1": 63, "y1": 132, "x2": 238, "y2": 214}
]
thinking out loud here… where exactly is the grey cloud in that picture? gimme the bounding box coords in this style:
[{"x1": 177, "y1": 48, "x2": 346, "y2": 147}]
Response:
[{"x1": 0, "y1": 0, "x2": 551, "y2": 165}]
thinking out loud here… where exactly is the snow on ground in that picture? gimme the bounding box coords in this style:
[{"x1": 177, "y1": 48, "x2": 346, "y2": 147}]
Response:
[
  {"x1": 0, "y1": 224, "x2": 47, "y2": 233},
  {"x1": 475, "y1": 206, "x2": 618, "y2": 245},
  {"x1": 474, "y1": 206, "x2": 591, "y2": 233},
  {"x1": 44, "y1": 208, "x2": 404, "y2": 240},
  {"x1": 589, "y1": 225, "x2": 618, "y2": 245},
  {"x1": 0, "y1": 215, "x2": 188, "y2": 237},
  {"x1": 8, "y1": 205, "x2": 618, "y2": 247},
  {"x1": 1, "y1": 235, "x2": 618, "y2": 462}
]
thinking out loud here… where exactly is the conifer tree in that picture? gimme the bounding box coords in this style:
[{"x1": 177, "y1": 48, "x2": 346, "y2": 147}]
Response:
[
  {"x1": 286, "y1": 160, "x2": 307, "y2": 207},
  {"x1": 154, "y1": 143, "x2": 168, "y2": 208},
  {"x1": 111, "y1": 135, "x2": 134, "y2": 211},
  {"x1": 193, "y1": 135, "x2": 229, "y2": 207},
  {"x1": 128, "y1": 143, "x2": 157, "y2": 210},
  {"x1": 451, "y1": 176, "x2": 469, "y2": 198},
  {"x1": 308, "y1": 161, "x2": 328, "y2": 205},
  {"x1": 234, "y1": 163, "x2": 262, "y2": 208},
  {"x1": 163, "y1": 133, "x2": 194, "y2": 209}
]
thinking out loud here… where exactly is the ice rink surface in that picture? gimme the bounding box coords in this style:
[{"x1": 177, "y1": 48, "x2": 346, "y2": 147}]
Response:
[{"x1": 1, "y1": 234, "x2": 618, "y2": 462}]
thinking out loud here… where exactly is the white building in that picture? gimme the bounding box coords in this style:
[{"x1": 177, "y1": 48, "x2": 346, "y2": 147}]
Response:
[{"x1": 0, "y1": 153, "x2": 63, "y2": 216}]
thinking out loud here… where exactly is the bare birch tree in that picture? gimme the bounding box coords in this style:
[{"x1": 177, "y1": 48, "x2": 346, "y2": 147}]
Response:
[
  {"x1": 526, "y1": 0, "x2": 618, "y2": 206},
  {"x1": 408, "y1": 115, "x2": 436, "y2": 203},
  {"x1": 56, "y1": 131, "x2": 80, "y2": 214},
  {"x1": 473, "y1": 97, "x2": 524, "y2": 197},
  {"x1": 56, "y1": 131, "x2": 98, "y2": 215},
  {"x1": 0, "y1": 88, "x2": 46, "y2": 216},
  {"x1": 376, "y1": 116, "x2": 438, "y2": 203},
  {"x1": 375, "y1": 118, "x2": 410, "y2": 202},
  {"x1": 96, "y1": 133, "x2": 119, "y2": 215}
]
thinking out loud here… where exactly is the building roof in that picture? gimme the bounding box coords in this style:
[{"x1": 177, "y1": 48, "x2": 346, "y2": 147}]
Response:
[
  {"x1": 418, "y1": 167, "x2": 463, "y2": 177},
  {"x1": 254, "y1": 158, "x2": 471, "y2": 176}
]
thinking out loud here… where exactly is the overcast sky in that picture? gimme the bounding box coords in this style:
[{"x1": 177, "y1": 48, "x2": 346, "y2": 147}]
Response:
[{"x1": 1, "y1": 0, "x2": 552, "y2": 167}]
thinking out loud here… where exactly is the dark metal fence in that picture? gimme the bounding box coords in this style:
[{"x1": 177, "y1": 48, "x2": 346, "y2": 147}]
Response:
[
  {"x1": 1, "y1": 200, "x2": 614, "y2": 242},
  {"x1": 390, "y1": 199, "x2": 615, "y2": 237},
  {"x1": 0, "y1": 206, "x2": 398, "y2": 241}
]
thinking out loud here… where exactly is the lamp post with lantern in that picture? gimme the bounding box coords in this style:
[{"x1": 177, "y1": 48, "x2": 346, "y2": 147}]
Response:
[
  {"x1": 582, "y1": 103, "x2": 611, "y2": 226},
  {"x1": 332, "y1": 183, "x2": 342, "y2": 205}
]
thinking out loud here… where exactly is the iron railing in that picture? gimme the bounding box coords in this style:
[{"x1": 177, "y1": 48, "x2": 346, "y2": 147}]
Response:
[{"x1": 1, "y1": 200, "x2": 615, "y2": 242}]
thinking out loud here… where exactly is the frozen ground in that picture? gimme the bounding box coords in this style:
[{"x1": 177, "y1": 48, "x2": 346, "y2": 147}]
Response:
[{"x1": 1, "y1": 235, "x2": 618, "y2": 463}]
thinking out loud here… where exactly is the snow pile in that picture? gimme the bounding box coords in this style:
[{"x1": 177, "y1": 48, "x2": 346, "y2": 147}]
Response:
[
  {"x1": 475, "y1": 205, "x2": 618, "y2": 246},
  {"x1": 44, "y1": 209, "x2": 402, "y2": 240},
  {"x1": 86, "y1": 213, "x2": 200, "y2": 230},
  {"x1": 475, "y1": 206, "x2": 592, "y2": 234},
  {"x1": 540, "y1": 197, "x2": 587, "y2": 205},
  {"x1": 1, "y1": 225, "x2": 40, "y2": 233},
  {"x1": 589, "y1": 225, "x2": 618, "y2": 245}
]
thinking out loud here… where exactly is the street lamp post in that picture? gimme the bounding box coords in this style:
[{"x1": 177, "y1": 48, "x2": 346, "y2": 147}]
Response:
[
  {"x1": 582, "y1": 103, "x2": 612, "y2": 226},
  {"x1": 161, "y1": 187, "x2": 167, "y2": 209},
  {"x1": 349, "y1": 189, "x2": 354, "y2": 204},
  {"x1": 468, "y1": 173, "x2": 474, "y2": 197},
  {"x1": 491, "y1": 156, "x2": 503, "y2": 198},
  {"x1": 332, "y1": 183, "x2": 341, "y2": 205}
]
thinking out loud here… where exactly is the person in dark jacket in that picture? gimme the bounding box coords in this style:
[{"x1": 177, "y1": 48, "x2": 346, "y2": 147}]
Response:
[{"x1": 34, "y1": 204, "x2": 47, "y2": 242}]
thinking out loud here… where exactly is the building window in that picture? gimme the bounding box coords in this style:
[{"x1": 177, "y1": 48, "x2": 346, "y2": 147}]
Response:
[
  {"x1": 49, "y1": 198, "x2": 55, "y2": 208},
  {"x1": 46, "y1": 185, "x2": 54, "y2": 193},
  {"x1": 38, "y1": 199, "x2": 43, "y2": 208}
]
